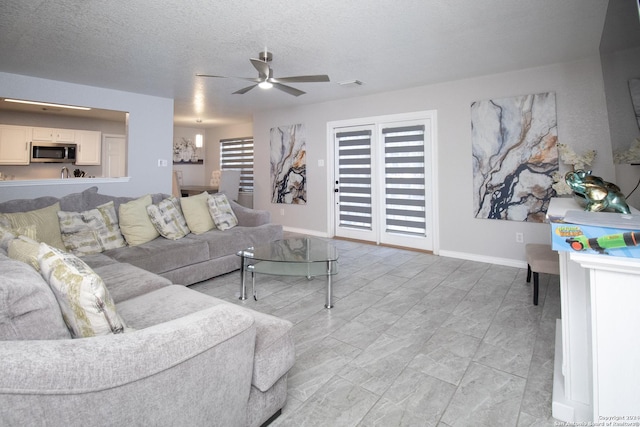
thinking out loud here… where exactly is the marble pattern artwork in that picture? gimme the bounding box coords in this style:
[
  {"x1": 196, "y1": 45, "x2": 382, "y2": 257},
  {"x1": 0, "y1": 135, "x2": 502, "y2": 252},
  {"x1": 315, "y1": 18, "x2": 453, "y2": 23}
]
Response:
[
  {"x1": 630, "y1": 78, "x2": 640, "y2": 130},
  {"x1": 271, "y1": 124, "x2": 307, "y2": 204},
  {"x1": 471, "y1": 92, "x2": 558, "y2": 222}
]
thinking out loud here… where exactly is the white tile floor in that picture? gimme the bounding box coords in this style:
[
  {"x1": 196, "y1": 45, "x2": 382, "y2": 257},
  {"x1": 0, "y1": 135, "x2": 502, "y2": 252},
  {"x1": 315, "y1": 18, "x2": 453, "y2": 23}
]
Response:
[{"x1": 191, "y1": 236, "x2": 561, "y2": 427}]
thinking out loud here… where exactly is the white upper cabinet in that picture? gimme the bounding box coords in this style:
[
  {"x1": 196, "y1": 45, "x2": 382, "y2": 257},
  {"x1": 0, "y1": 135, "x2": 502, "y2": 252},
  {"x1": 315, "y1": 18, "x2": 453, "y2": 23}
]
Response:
[
  {"x1": 75, "y1": 130, "x2": 101, "y2": 165},
  {"x1": 0, "y1": 125, "x2": 31, "y2": 165},
  {"x1": 32, "y1": 127, "x2": 75, "y2": 143}
]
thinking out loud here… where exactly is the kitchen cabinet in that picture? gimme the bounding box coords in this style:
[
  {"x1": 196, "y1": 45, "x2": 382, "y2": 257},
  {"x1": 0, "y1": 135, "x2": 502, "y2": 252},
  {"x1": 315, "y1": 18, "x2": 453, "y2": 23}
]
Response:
[
  {"x1": 32, "y1": 127, "x2": 75, "y2": 143},
  {"x1": 75, "y1": 130, "x2": 101, "y2": 165},
  {"x1": 0, "y1": 125, "x2": 31, "y2": 165}
]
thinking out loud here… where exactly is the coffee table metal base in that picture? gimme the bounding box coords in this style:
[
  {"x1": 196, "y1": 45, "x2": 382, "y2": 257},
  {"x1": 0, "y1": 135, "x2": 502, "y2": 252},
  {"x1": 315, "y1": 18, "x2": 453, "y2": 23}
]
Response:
[{"x1": 239, "y1": 257, "x2": 335, "y2": 309}]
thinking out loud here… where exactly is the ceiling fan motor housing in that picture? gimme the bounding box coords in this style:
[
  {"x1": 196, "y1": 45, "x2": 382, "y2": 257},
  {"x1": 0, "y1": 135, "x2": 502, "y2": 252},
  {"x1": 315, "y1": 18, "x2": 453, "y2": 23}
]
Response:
[{"x1": 258, "y1": 51, "x2": 273, "y2": 62}]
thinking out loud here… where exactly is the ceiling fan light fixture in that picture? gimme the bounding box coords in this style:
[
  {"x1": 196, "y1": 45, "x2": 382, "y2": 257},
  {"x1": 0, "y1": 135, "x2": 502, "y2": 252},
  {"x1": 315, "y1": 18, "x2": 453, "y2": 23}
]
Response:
[{"x1": 258, "y1": 81, "x2": 273, "y2": 90}]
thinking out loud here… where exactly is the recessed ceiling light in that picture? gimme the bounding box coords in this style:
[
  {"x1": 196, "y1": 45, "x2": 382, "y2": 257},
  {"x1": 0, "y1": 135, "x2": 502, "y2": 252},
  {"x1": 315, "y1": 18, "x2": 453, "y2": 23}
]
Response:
[{"x1": 3, "y1": 98, "x2": 91, "y2": 110}]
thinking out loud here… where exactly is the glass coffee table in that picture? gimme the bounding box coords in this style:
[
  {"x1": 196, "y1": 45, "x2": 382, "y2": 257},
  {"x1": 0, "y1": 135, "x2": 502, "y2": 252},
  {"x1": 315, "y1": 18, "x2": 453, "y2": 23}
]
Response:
[{"x1": 237, "y1": 237, "x2": 339, "y2": 308}]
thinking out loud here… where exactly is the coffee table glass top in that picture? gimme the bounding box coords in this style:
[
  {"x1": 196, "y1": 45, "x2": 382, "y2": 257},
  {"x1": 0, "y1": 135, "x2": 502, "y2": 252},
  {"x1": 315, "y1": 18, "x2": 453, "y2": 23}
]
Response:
[
  {"x1": 240, "y1": 237, "x2": 338, "y2": 264},
  {"x1": 237, "y1": 237, "x2": 339, "y2": 308}
]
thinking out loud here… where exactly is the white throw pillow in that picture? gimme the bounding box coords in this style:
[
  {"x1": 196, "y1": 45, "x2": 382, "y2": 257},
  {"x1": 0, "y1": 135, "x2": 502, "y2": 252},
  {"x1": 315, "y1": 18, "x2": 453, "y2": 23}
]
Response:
[
  {"x1": 38, "y1": 243, "x2": 129, "y2": 338},
  {"x1": 207, "y1": 193, "x2": 238, "y2": 231}
]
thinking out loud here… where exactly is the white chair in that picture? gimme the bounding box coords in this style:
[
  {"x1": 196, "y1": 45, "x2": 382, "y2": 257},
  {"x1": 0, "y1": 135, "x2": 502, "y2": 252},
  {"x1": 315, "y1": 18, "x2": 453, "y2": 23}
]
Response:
[
  {"x1": 209, "y1": 170, "x2": 221, "y2": 187},
  {"x1": 219, "y1": 169, "x2": 241, "y2": 201}
]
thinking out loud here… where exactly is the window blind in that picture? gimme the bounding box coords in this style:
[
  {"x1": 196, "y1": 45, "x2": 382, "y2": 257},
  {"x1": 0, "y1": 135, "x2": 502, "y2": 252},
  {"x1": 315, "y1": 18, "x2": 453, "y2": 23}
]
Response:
[
  {"x1": 382, "y1": 125, "x2": 426, "y2": 236},
  {"x1": 336, "y1": 129, "x2": 373, "y2": 230},
  {"x1": 220, "y1": 137, "x2": 254, "y2": 192}
]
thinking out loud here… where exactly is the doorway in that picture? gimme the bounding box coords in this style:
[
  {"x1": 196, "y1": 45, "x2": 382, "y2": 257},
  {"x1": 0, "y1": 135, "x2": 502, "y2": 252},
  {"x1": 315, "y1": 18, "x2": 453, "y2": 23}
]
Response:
[{"x1": 329, "y1": 111, "x2": 438, "y2": 252}]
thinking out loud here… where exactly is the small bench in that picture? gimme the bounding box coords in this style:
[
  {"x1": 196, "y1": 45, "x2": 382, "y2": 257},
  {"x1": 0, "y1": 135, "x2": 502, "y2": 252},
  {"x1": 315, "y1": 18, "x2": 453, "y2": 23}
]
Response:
[{"x1": 525, "y1": 243, "x2": 560, "y2": 305}]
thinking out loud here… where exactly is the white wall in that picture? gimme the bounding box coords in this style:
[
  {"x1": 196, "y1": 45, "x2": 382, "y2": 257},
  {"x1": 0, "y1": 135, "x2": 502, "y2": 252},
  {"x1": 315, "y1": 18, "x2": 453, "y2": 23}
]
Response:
[
  {"x1": 173, "y1": 126, "x2": 206, "y2": 186},
  {"x1": 253, "y1": 56, "x2": 612, "y2": 266},
  {"x1": 0, "y1": 72, "x2": 174, "y2": 201}
]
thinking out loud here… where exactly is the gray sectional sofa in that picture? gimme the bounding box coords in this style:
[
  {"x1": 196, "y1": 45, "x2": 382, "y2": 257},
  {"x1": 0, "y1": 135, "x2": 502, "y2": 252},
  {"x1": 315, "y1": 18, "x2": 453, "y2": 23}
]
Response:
[{"x1": 0, "y1": 187, "x2": 294, "y2": 426}]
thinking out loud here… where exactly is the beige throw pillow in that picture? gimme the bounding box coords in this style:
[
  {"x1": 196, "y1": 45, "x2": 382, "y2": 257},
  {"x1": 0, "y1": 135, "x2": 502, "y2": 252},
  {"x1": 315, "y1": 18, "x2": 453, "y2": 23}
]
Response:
[
  {"x1": 146, "y1": 196, "x2": 190, "y2": 239},
  {"x1": 38, "y1": 243, "x2": 128, "y2": 338},
  {"x1": 58, "y1": 201, "x2": 126, "y2": 255},
  {"x1": 207, "y1": 193, "x2": 238, "y2": 231},
  {"x1": 8, "y1": 235, "x2": 41, "y2": 271},
  {"x1": 0, "y1": 202, "x2": 66, "y2": 250},
  {"x1": 180, "y1": 192, "x2": 215, "y2": 234},
  {"x1": 118, "y1": 195, "x2": 159, "y2": 246}
]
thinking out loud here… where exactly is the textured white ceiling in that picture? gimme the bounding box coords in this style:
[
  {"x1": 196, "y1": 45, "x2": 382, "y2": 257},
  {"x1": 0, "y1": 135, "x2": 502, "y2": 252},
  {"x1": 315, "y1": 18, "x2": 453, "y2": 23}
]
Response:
[{"x1": 0, "y1": 0, "x2": 609, "y2": 127}]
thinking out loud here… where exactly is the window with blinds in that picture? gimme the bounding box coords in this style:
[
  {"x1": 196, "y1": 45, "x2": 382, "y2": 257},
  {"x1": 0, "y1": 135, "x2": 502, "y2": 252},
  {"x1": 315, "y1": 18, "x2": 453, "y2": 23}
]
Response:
[
  {"x1": 336, "y1": 129, "x2": 373, "y2": 230},
  {"x1": 220, "y1": 137, "x2": 254, "y2": 192},
  {"x1": 383, "y1": 125, "x2": 426, "y2": 236}
]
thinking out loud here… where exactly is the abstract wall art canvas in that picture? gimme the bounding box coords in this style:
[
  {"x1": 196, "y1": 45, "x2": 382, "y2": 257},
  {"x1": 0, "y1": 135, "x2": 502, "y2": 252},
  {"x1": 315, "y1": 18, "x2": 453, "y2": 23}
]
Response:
[
  {"x1": 270, "y1": 123, "x2": 307, "y2": 204},
  {"x1": 471, "y1": 92, "x2": 558, "y2": 222},
  {"x1": 630, "y1": 78, "x2": 640, "y2": 131}
]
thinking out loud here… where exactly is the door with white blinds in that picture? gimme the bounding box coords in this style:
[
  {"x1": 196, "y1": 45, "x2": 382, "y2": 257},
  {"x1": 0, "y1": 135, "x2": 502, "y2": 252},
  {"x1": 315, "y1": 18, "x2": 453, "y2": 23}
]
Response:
[{"x1": 334, "y1": 117, "x2": 433, "y2": 251}]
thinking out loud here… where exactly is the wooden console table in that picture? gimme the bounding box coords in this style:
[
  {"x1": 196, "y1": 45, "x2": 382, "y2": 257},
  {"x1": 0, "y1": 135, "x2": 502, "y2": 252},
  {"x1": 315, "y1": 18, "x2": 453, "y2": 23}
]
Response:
[{"x1": 180, "y1": 185, "x2": 218, "y2": 197}]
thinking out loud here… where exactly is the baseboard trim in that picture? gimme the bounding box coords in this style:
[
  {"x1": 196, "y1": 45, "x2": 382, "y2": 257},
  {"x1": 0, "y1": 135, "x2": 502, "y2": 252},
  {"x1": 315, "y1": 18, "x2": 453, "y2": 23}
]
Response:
[
  {"x1": 282, "y1": 226, "x2": 330, "y2": 237},
  {"x1": 280, "y1": 228, "x2": 526, "y2": 268},
  {"x1": 438, "y1": 249, "x2": 527, "y2": 268}
]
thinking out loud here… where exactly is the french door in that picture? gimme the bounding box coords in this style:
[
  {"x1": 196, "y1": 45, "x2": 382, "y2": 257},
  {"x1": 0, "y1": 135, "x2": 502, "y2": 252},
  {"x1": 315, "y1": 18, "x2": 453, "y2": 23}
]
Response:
[{"x1": 333, "y1": 114, "x2": 435, "y2": 251}]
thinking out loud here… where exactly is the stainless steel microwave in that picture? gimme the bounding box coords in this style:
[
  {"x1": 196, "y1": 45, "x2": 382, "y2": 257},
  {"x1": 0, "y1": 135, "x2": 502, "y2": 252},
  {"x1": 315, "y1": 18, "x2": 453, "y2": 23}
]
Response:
[{"x1": 31, "y1": 142, "x2": 77, "y2": 163}]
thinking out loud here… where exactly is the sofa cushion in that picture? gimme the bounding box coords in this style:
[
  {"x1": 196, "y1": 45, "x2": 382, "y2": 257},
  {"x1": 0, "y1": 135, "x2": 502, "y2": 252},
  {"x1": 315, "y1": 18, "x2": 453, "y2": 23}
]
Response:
[
  {"x1": 117, "y1": 285, "x2": 295, "y2": 392},
  {"x1": 146, "y1": 196, "x2": 190, "y2": 240},
  {"x1": 58, "y1": 201, "x2": 126, "y2": 255},
  {"x1": 207, "y1": 193, "x2": 238, "y2": 231},
  {"x1": 39, "y1": 244, "x2": 128, "y2": 338},
  {"x1": 0, "y1": 202, "x2": 66, "y2": 250},
  {"x1": 104, "y1": 236, "x2": 210, "y2": 275},
  {"x1": 118, "y1": 194, "x2": 159, "y2": 246},
  {"x1": 186, "y1": 224, "x2": 283, "y2": 260},
  {"x1": 181, "y1": 192, "x2": 215, "y2": 234},
  {"x1": 0, "y1": 254, "x2": 70, "y2": 340},
  {"x1": 93, "y1": 262, "x2": 172, "y2": 303}
]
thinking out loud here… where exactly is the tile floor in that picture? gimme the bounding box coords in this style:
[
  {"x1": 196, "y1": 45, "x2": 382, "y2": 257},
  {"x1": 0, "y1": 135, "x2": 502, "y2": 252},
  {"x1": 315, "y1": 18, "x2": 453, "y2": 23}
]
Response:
[{"x1": 191, "y1": 235, "x2": 561, "y2": 427}]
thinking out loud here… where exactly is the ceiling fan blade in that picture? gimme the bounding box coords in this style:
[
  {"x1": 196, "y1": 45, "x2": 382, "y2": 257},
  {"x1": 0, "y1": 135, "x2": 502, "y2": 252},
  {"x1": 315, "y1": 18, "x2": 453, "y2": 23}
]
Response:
[
  {"x1": 250, "y1": 59, "x2": 270, "y2": 79},
  {"x1": 272, "y1": 83, "x2": 305, "y2": 97},
  {"x1": 197, "y1": 74, "x2": 260, "y2": 83},
  {"x1": 273, "y1": 75, "x2": 330, "y2": 83},
  {"x1": 233, "y1": 84, "x2": 258, "y2": 95}
]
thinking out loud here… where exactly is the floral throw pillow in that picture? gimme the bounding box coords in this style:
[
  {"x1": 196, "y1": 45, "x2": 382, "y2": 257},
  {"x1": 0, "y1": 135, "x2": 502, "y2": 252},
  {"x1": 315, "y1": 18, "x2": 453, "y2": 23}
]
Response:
[
  {"x1": 207, "y1": 193, "x2": 238, "y2": 231},
  {"x1": 38, "y1": 243, "x2": 129, "y2": 338},
  {"x1": 146, "y1": 197, "x2": 190, "y2": 240},
  {"x1": 57, "y1": 201, "x2": 126, "y2": 256}
]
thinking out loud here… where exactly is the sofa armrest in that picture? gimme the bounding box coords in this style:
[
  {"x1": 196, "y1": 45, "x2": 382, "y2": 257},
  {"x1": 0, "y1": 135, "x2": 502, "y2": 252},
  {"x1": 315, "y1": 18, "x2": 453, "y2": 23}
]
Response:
[
  {"x1": 231, "y1": 200, "x2": 271, "y2": 227},
  {"x1": 0, "y1": 305, "x2": 257, "y2": 426}
]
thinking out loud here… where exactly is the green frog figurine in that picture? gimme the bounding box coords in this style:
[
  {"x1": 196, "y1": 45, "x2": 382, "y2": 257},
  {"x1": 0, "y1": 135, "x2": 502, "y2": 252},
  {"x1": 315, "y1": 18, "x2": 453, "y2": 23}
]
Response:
[{"x1": 565, "y1": 169, "x2": 631, "y2": 214}]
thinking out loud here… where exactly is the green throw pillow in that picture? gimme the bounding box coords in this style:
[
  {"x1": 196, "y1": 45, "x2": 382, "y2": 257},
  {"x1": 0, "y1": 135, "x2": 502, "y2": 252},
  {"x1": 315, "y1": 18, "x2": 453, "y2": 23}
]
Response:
[
  {"x1": 38, "y1": 243, "x2": 129, "y2": 338},
  {"x1": 0, "y1": 202, "x2": 66, "y2": 250},
  {"x1": 180, "y1": 192, "x2": 215, "y2": 234},
  {"x1": 118, "y1": 195, "x2": 159, "y2": 246}
]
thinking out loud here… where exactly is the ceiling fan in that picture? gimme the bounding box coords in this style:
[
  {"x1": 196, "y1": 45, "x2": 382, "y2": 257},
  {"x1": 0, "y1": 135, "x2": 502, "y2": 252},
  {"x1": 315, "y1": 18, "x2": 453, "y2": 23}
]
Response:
[{"x1": 197, "y1": 50, "x2": 330, "y2": 97}]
